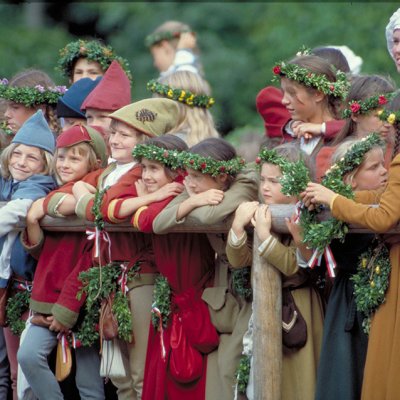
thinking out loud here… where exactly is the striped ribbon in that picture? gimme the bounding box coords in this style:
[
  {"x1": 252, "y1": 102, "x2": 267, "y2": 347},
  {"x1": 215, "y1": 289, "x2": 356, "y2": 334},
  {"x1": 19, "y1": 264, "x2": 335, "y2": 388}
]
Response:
[{"x1": 151, "y1": 305, "x2": 166, "y2": 361}]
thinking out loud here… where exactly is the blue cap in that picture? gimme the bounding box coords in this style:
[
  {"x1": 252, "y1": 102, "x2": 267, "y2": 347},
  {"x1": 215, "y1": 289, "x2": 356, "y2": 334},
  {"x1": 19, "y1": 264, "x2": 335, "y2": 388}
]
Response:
[
  {"x1": 12, "y1": 110, "x2": 56, "y2": 154},
  {"x1": 56, "y1": 77, "x2": 101, "y2": 118}
]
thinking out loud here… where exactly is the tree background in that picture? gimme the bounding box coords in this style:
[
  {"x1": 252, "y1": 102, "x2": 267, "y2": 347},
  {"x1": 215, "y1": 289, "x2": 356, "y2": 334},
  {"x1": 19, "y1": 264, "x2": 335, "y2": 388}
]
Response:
[{"x1": 0, "y1": 1, "x2": 399, "y2": 142}]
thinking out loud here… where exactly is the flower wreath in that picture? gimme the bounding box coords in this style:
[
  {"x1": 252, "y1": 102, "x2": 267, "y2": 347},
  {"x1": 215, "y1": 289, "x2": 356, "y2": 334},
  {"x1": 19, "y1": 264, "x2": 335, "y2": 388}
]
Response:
[
  {"x1": 271, "y1": 61, "x2": 349, "y2": 100},
  {"x1": 147, "y1": 79, "x2": 215, "y2": 108},
  {"x1": 342, "y1": 93, "x2": 394, "y2": 118},
  {"x1": 180, "y1": 151, "x2": 245, "y2": 177},
  {"x1": 6, "y1": 289, "x2": 30, "y2": 336},
  {"x1": 144, "y1": 28, "x2": 191, "y2": 48},
  {"x1": 132, "y1": 143, "x2": 183, "y2": 170},
  {"x1": 0, "y1": 79, "x2": 67, "y2": 108},
  {"x1": 377, "y1": 108, "x2": 400, "y2": 125},
  {"x1": 57, "y1": 39, "x2": 132, "y2": 82},
  {"x1": 0, "y1": 121, "x2": 14, "y2": 136},
  {"x1": 351, "y1": 240, "x2": 391, "y2": 334},
  {"x1": 255, "y1": 148, "x2": 311, "y2": 196}
]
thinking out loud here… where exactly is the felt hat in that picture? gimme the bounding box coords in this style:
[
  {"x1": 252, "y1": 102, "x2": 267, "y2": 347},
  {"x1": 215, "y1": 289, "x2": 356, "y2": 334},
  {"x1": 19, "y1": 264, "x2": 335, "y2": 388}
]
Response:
[
  {"x1": 81, "y1": 61, "x2": 131, "y2": 112},
  {"x1": 386, "y1": 8, "x2": 400, "y2": 60},
  {"x1": 12, "y1": 110, "x2": 55, "y2": 154},
  {"x1": 256, "y1": 86, "x2": 290, "y2": 138},
  {"x1": 57, "y1": 77, "x2": 101, "y2": 118},
  {"x1": 109, "y1": 98, "x2": 179, "y2": 137},
  {"x1": 56, "y1": 124, "x2": 108, "y2": 167}
]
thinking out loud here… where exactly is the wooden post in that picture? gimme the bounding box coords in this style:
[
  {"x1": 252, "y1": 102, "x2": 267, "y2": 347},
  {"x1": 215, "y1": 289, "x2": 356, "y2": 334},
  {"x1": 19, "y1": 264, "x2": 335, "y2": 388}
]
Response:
[{"x1": 252, "y1": 233, "x2": 282, "y2": 400}]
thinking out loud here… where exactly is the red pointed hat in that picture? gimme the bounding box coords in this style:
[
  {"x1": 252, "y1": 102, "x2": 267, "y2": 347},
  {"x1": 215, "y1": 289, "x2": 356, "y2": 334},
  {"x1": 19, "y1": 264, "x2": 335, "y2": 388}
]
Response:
[{"x1": 81, "y1": 60, "x2": 131, "y2": 112}]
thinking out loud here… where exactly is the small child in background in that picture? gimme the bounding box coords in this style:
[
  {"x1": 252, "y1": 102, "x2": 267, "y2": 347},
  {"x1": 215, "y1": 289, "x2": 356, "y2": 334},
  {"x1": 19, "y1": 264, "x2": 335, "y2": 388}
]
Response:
[
  {"x1": 57, "y1": 38, "x2": 132, "y2": 84},
  {"x1": 146, "y1": 20, "x2": 204, "y2": 77},
  {"x1": 147, "y1": 70, "x2": 219, "y2": 146},
  {"x1": 0, "y1": 110, "x2": 57, "y2": 400},
  {"x1": 226, "y1": 143, "x2": 324, "y2": 400},
  {"x1": 56, "y1": 76, "x2": 101, "y2": 131}
]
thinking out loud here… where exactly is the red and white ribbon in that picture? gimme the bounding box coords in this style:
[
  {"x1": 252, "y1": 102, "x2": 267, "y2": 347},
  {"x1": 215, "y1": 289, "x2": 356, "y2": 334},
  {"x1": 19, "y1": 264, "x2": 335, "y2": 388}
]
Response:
[
  {"x1": 308, "y1": 246, "x2": 336, "y2": 278},
  {"x1": 151, "y1": 306, "x2": 166, "y2": 361},
  {"x1": 86, "y1": 228, "x2": 112, "y2": 264},
  {"x1": 118, "y1": 263, "x2": 129, "y2": 295},
  {"x1": 293, "y1": 201, "x2": 302, "y2": 224}
]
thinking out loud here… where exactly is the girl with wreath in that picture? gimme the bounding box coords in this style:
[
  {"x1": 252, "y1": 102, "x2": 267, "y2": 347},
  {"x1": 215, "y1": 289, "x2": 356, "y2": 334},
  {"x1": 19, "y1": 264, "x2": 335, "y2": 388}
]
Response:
[
  {"x1": 147, "y1": 70, "x2": 219, "y2": 146},
  {"x1": 57, "y1": 38, "x2": 132, "y2": 84},
  {"x1": 17, "y1": 124, "x2": 108, "y2": 400},
  {"x1": 225, "y1": 143, "x2": 325, "y2": 400},
  {"x1": 308, "y1": 136, "x2": 388, "y2": 400},
  {"x1": 152, "y1": 137, "x2": 259, "y2": 400},
  {"x1": 0, "y1": 111, "x2": 57, "y2": 400},
  {"x1": 303, "y1": 92, "x2": 400, "y2": 400},
  {"x1": 1, "y1": 69, "x2": 65, "y2": 136}
]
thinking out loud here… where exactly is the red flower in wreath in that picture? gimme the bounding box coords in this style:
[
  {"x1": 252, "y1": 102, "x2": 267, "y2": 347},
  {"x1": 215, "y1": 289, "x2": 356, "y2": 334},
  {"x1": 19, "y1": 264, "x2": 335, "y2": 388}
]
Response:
[
  {"x1": 329, "y1": 85, "x2": 335, "y2": 92},
  {"x1": 219, "y1": 166, "x2": 226, "y2": 173},
  {"x1": 272, "y1": 65, "x2": 281, "y2": 75},
  {"x1": 200, "y1": 162, "x2": 207, "y2": 170},
  {"x1": 350, "y1": 102, "x2": 361, "y2": 114},
  {"x1": 378, "y1": 96, "x2": 388, "y2": 105},
  {"x1": 255, "y1": 157, "x2": 261, "y2": 164},
  {"x1": 163, "y1": 151, "x2": 169, "y2": 158},
  {"x1": 189, "y1": 159, "x2": 195, "y2": 165}
]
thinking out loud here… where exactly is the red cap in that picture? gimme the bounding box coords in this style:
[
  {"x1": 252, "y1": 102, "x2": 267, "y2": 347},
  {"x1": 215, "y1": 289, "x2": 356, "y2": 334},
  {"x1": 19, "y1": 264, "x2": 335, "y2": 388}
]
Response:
[
  {"x1": 256, "y1": 86, "x2": 291, "y2": 138},
  {"x1": 81, "y1": 60, "x2": 131, "y2": 112}
]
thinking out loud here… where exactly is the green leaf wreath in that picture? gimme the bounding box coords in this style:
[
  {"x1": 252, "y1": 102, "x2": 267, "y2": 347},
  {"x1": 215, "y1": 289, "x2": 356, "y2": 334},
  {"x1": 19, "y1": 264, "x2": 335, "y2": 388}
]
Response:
[
  {"x1": 232, "y1": 267, "x2": 252, "y2": 300},
  {"x1": 351, "y1": 241, "x2": 391, "y2": 334},
  {"x1": 151, "y1": 275, "x2": 171, "y2": 329},
  {"x1": 235, "y1": 354, "x2": 251, "y2": 394},
  {"x1": 6, "y1": 290, "x2": 30, "y2": 336}
]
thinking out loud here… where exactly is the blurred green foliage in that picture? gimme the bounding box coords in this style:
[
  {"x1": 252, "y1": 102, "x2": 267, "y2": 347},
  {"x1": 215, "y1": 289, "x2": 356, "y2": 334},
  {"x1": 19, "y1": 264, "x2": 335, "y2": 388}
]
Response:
[{"x1": 0, "y1": 2, "x2": 399, "y2": 136}]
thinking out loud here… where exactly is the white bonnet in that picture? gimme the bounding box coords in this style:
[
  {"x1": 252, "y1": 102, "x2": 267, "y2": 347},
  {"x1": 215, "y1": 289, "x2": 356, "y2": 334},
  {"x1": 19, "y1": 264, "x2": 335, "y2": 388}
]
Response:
[
  {"x1": 386, "y1": 8, "x2": 400, "y2": 60},
  {"x1": 327, "y1": 45, "x2": 363, "y2": 75}
]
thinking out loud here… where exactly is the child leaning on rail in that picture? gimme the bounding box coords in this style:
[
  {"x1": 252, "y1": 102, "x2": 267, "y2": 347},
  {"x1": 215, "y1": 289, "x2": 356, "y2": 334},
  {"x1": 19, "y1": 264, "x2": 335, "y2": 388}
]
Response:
[{"x1": 225, "y1": 142, "x2": 324, "y2": 400}]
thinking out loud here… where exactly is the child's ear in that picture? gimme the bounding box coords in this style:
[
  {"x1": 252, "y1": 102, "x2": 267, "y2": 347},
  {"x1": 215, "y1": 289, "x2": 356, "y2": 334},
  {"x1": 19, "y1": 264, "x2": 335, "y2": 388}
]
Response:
[
  {"x1": 96, "y1": 158, "x2": 103, "y2": 168},
  {"x1": 314, "y1": 91, "x2": 326, "y2": 104},
  {"x1": 216, "y1": 173, "x2": 228, "y2": 189},
  {"x1": 344, "y1": 173, "x2": 358, "y2": 190}
]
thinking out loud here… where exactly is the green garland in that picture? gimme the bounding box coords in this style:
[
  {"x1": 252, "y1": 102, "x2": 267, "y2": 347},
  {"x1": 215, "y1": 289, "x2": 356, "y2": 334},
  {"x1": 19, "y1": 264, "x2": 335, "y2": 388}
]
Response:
[
  {"x1": 0, "y1": 79, "x2": 66, "y2": 107},
  {"x1": 151, "y1": 275, "x2": 171, "y2": 329},
  {"x1": 76, "y1": 261, "x2": 141, "y2": 346},
  {"x1": 342, "y1": 93, "x2": 394, "y2": 118},
  {"x1": 255, "y1": 148, "x2": 311, "y2": 197},
  {"x1": 144, "y1": 29, "x2": 190, "y2": 48},
  {"x1": 351, "y1": 241, "x2": 391, "y2": 334},
  {"x1": 235, "y1": 354, "x2": 251, "y2": 394},
  {"x1": 232, "y1": 267, "x2": 252, "y2": 300},
  {"x1": 147, "y1": 79, "x2": 215, "y2": 108},
  {"x1": 378, "y1": 109, "x2": 400, "y2": 125},
  {"x1": 6, "y1": 290, "x2": 30, "y2": 336},
  {"x1": 92, "y1": 186, "x2": 109, "y2": 232},
  {"x1": 0, "y1": 121, "x2": 14, "y2": 136},
  {"x1": 272, "y1": 61, "x2": 349, "y2": 100},
  {"x1": 132, "y1": 143, "x2": 183, "y2": 170},
  {"x1": 57, "y1": 39, "x2": 132, "y2": 82},
  {"x1": 180, "y1": 151, "x2": 245, "y2": 177}
]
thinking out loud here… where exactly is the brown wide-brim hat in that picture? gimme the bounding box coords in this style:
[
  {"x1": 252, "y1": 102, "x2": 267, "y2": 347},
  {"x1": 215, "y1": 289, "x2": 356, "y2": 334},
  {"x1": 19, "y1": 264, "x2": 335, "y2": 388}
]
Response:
[{"x1": 109, "y1": 98, "x2": 179, "y2": 137}]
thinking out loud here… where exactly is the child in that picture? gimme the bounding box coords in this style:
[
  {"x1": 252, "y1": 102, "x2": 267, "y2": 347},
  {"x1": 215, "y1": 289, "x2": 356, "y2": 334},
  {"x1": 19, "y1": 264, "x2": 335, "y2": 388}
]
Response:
[
  {"x1": 81, "y1": 60, "x2": 131, "y2": 152},
  {"x1": 152, "y1": 137, "x2": 259, "y2": 400},
  {"x1": 0, "y1": 110, "x2": 57, "y2": 400},
  {"x1": 310, "y1": 136, "x2": 388, "y2": 400},
  {"x1": 1, "y1": 69, "x2": 66, "y2": 135},
  {"x1": 146, "y1": 20, "x2": 203, "y2": 77},
  {"x1": 57, "y1": 38, "x2": 132, "y2": 84},
  {"x1": 72, "y1": 98, "x2": 180, "y2": 400},
  {"x1": 17, "y1": 124, "x2": 107, "y2": 400},
  {"x1": 303, "y1": 105, "x2": 400, "y2": 399},
  {"x1": 147, "y1": 70, "x2": 219, "y2": 146},
  {"x1": 226, "y1": 143, "x2": 325, "y2": 400},
  {"x1": 56, "y1": 76, "x2": 101, "y2": 131},
  {"x1": 386, "y1": 8, "x2": 400, "y2": 73}
]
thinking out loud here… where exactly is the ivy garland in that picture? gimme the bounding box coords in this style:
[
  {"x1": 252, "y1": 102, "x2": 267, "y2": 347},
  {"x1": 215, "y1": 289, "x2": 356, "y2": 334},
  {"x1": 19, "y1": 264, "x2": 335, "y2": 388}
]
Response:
[
  {"x1": 351, "y1": 241, "x2": 391, "y2": 334},
  {"x1": 342, "y1": 93, "x2": 394, "y2": 118},
  {"x1": 132, "y1": 143, "x2": 183, "y2": 170},
  {"x1": 147, "y1": 79, "x2": 215, "y2": 108},
  {"x1": 235, "y1": 354, "x2": 251, "y2": 394},
  {"x1": 92, "y1": 186, "x2": 109, "y2": 231},
  {"x1": 232, "y1": 267, "x2": 252, "y2": 300},
  {"x1": 151, "y1": 275, "x2": 171, "y2": 329},
  {"x1": 57, "y1": 39, "x2": 132, "y2": 82},
  {"x1": 76, "y1": 261, "x2": 141, "y2": 346},
  {"x1": 272, "y1": 61, "x2": 350, "y2": 100},
  {"x1": 6, "y1": 290, "x2": 30, "y2": 336}
]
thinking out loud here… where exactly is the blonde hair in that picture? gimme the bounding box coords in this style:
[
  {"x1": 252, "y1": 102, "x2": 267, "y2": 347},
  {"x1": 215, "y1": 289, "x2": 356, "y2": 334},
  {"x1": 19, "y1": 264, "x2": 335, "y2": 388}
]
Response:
[
  {"x1": 158, "y1": 71, "x2": 219, "y2": 146},
  {"x1": 0, "y1": 142, "x2": 53, "y2": 179},
  {"x1": 53, "y1": 142, "x2": 100, "y2": 184}
]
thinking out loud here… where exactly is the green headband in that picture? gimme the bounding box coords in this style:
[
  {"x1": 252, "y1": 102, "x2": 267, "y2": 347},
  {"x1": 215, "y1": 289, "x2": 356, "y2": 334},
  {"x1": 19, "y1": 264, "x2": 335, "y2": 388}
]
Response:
[{"x1": 132, "y1": 143, "x2": 183, "y2": 170}]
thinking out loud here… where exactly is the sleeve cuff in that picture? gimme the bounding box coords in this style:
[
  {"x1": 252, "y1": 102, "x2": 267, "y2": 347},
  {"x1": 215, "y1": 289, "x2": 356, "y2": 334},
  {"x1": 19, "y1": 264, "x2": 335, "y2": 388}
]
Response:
[
  {"x1": 51, "y1": 304, "x2": 79, "y2": 329},
  {"x1": 258, "y1": 235, "x2": 276, "y2": 256},
  {"x1": 75, "y1": 193, "x2": 95, "y2": 219},
  {"x1": 229, "y1": 229, "x2": 247, "y2": 246},
  {"x1": 330, "y1": 193, "x2": 339, "y2": 210}
]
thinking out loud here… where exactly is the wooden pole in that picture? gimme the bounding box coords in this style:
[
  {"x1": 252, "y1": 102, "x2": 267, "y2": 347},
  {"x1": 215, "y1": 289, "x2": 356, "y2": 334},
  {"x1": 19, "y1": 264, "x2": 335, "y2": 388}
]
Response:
[{"x1": 252, "y1": 233, "x2": 282, "y2": 400}]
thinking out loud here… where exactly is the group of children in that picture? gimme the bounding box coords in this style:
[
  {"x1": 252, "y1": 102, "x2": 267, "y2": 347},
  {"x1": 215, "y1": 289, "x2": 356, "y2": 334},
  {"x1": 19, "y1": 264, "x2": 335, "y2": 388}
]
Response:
[{"x1": 0, "y1": 9, "x2": 398, "y2": 400}]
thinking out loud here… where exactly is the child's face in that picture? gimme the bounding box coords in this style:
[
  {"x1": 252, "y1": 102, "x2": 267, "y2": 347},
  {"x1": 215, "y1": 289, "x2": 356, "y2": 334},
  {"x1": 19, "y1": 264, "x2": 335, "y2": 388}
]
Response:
[
  {"x1": 72, "y1": 58, "x2": 103, "y2": 83},
  {"x1": 353, "y1": 112, "x2": 395, "y2": 143},
  {"x1": 4, "y1": 102, "x2": 36, "y2": 134},
  {"x1": 350, "y1": 147, "x2": 388, "y2": 191},
  {"x1": 56, "y1": 147, "x2": 91, "y2": 184},
  {"x1": 150, "y1": 41, "x2": 176, "y2": 72},
  {"x1": 109, "y1": 122, "x2": 144, "y2": 164},
  {"x1": 185, "y1": 168, "x2": 221, "y2": 193},
  {"x1": 141, "y1": 159, "x2": 172, "y2": 193},
  {"x1": 9, "y1": 144, "x2": 45, "y2": 181},
  {"x1": 260, "y1": 163, "x2": 296, "y2": 205},
  {"x1": 281, "y1": 78, "x2": 321, "y2": 122}
]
